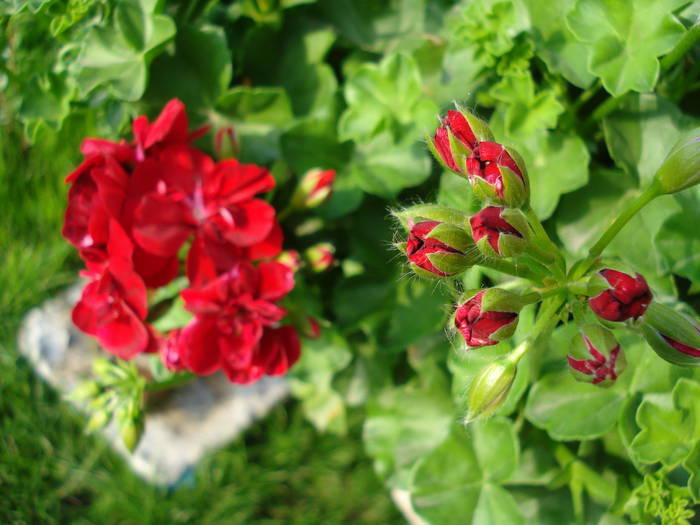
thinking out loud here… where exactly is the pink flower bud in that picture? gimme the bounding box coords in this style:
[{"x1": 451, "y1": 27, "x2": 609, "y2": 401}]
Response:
[
  {"x1": 454, "y1": 290, "x2": 520, "y2": 347},
  {"x1": 162, "y1": 329, "x2": 186, "y2": 371},
  {"x1": 276, "y1": 250, "x2": 302, "y2": 272},
  {"x1": 567, "y1": 325, "x2": 625, "y2": 387},
  {"x1": 214, "y1": 126, "x2": 239, "y2": 160},
  {"x1": 305, "y1": 243, "x2": 335, "y2": 272},
  {"x1": 469, "y1": 206, "x2": 527, "y2": 257},
  {"x1": 295, "y1": 169, "x2": 336, "y2": 208},
  {"x1": 588, "y1": 269, "x2": 652, "y2": 322}
]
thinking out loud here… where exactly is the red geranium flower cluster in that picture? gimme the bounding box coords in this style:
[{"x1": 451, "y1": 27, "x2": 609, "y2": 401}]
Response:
[{"x1": 63, "y1": 99, "x2": 300, "y2": 384}]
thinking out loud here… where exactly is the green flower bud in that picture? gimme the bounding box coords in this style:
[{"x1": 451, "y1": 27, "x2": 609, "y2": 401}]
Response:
[
  {"x1": 464, "y1": 343, "x2": 527, "y2": 422},
  {"x1": 641, "y1": 302, "x2": 700, "y2": 367},
  {"x1": 453, "y1": 288, "x2": 527, "y2": 347},
  {"x1": 567, "y1": 324, "x2": 626, "y2": 387},
  {"x1": 467, "y1": 142, "x2": 529, "y2": 208},
  {"x1": 654, "y1": 127, "x2": 700, "y2": 194},
  {"x1": 393, "y1": 203, "x2": 468, "y2": 230}
]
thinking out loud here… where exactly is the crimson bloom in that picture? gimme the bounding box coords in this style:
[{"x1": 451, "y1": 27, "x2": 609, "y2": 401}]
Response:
[
  {"x1": 72, "y1": 221, "x2": 158, "y2": 359},
  {"x1": 406, "y1": 221, "x2": 465, "y2": 277},
  {"x1": 567, "y1": 325, "x2": 625, "y2": 387},
  {"x1": 454, "y1": 290, "x2": 519, "y2": 347},
  {"x1": 176, "y1": 261, "x2": 295, "y2": 382},
  {"x1": 466, "y1": 142, "x2": 529, "y2": 207},
  {"x1": 589, "y1": 269, "x2": 652, "y2": 322},
  {"x1": 433, "y1": 110, "x2": 479, "y2": 173}
]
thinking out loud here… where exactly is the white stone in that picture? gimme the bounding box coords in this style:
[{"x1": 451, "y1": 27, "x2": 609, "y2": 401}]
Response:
[{"x1": 17, "y1": 284, "x2": 289, "y2": 485}]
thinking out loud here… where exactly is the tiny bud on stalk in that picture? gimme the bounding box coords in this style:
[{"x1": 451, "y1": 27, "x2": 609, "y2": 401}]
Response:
[
  {"x1": 654, "y1": 127, "x2": 700, "y2": 194},
  {"x1": 305, "y1": 243, "x2": 335, "y2": 273},
  {"x1": 641, "y1": 302, "x2": 700, "y2": 367},
  {"x1": 453, "y1": 289, "x2": 526, "y2": 347},
  {"x1": 567, "y1": 324, "x2": 626, "y2": 387},
  {"x1": 588, "y1": 269, "x2": 652, "y2": 322},
  {"x1": 291, "y1": 168, "x2": 336, "y2": 209},
  {"x1": 465, "y1": 343, "x2": 527, "y2": 422},
  {"x1": 467, "y1": 142, "x2": 529, "y2": 208},
  {"x1": 404, "y1": 220, "x2": 477, "y2": 279}
]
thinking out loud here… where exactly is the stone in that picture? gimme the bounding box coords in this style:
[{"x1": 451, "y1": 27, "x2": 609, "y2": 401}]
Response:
[{"x1": 17, "y1": 284, "x2": 289, "y2": 485}]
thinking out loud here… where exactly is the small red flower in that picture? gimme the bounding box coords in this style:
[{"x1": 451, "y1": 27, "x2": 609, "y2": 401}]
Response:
[
  {"x1": 589, "y1": 269, "x2": 652, "y2": 322},
  {"x1": 454, "y1": 291, "x2": 518, "y2": 347},
  {"x1": 567, "y1": 336, "x2": 623, "y2": 385}
]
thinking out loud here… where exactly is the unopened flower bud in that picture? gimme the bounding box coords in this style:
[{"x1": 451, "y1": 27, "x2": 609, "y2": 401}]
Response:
[
  {"x1": 276, "y1": 250, "x2": 302, "y2": 272},
  {"x1": 468, "y1": 206, "x2": 528, "y2": 257},
  {"x1": 403, "y1": 220, "x2": 477, "y2": 279},
  {"x1": 427, "y1": 107, "x2": 494, "y2": 175},
  {"x1": 453, "y1": 289, "x2": 525, "y2": 347},
  {"x1": 654, "y1": 127, "x2": 700, "y2": 194},
  {"x1": 641, "y1": 302, "x2": 700, "y2": 367},
  {"x1": 467, "y1": 142, "x2": 529, "y2": 208},
  {"x1": 588, "y1": 269, "x2": 652, "y2": 322},
  {"x1": 465, "y1": 344, "x2": 526, "y2": 422},
  {"x1": 120, "y1": 410, "x2": 144, "y2": 452},
  {"x1": 214, "y1": 126, "x2": 239, "y2": 160},
  {"x1": 162, "y1": 329, "x2": 185, "y2": 372},
  {"x1": 567, "y1": 324, "x2": 626, "y2": 387},
  {"x1": 305, "y1": 243, "x2": 335, "y2": 272},
  {"x1": 291, "y1": 168, "x2": 336, "y2": 209},
  {"x1": 393, "y1": 203, "x2": 468, "y2": 229}
]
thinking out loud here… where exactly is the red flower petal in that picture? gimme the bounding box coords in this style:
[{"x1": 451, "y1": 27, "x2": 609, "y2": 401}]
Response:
[
  {"x1": 257, "y1": 261, "x2": 295, "y2": 302},
  {"x1": 179, "y1": 317, "x2": 222, "y2": 375},
  {"x1": 133, "y1": 193, "x2": 196, "y2": 256}
]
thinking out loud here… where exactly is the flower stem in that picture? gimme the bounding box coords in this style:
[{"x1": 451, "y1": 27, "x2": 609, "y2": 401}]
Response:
[
  {"x1": 588, "y1": 182, "x2": 662, "y2": 258},
  {"x1": 480, "y1": 258, "x2": 542, "y2": 282},
  {"x1": 661, "y1": 23, "x2": 700, "y2": 71},
  {"x1": 523, "y1": 206, "x2": 567, "y2": 278},
  {"x1": 145, "y1": 371, "x2": 196, "y2": 392}
]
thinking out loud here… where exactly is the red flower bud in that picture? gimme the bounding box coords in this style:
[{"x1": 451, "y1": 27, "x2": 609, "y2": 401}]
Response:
[
  {"x1": 466, "y1": 142, "x2": 529, "y2": 207},
  {"x1": 290, "y1": 168, "x2": 336, "y2": 210},
  {"x1": 588, "y1": 269, "x2": 652, "y2": 322},
  {"x1": 428, "y1": 108, "x2": 494, "y2": 175},
  {"x1": 305, "y1": 243, "x2": 335, "y2": 272},
  {"x1": 405, "y1": 221, "x2": 472, "y2": 277},
  {"x1": 567, "y1": 325, "x2": 625, "y2": 387},
  {"x1": 454, "y1": 290, "x2": 519, "y2": 347},
  {"x1": 641, "y1": 302, "x2": 700, "y2": 367},
  {"x1": 469, "y1": 206, "x2": 527, "y2": 257}
]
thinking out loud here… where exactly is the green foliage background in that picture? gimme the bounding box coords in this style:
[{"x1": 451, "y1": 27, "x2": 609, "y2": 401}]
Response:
[{"x1": 2, "y1": 0, "x2": 700, "y2": 523}]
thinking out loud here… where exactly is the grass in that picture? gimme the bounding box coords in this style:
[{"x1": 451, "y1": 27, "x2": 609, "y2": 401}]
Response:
[{"x1": 0, "y1": 117, "x2": 401, "y2": 524}]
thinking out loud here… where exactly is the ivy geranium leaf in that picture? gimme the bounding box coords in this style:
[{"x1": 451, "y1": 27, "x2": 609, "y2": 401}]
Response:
[
  {"x1": 603, "y1": 93, "x2": 697, "y2": 185},
  {"x1": 630, "y1": 378, "x2": 700, "y2": 467},
  {"x1": 521, "y1": 0, "x2": 594, "y2": 88},
  {"x1": 525, "y1": 371, "x2": 626, "y2": 441},
  {"x1": 409, "y1": 420, "x2": 524, "y2": 524},
  {"x1": 657, "y1": 188, "x2": 700, "y2": 288},
  {"x1": 146, "y1": 24, "x2": 232, "y2": 112},
  {"x1": 74, "y1": 0, "x2": 175, "y2": 101},
  {"x1": 566, "y1": 0, "x2": 686, "y2": 96}
]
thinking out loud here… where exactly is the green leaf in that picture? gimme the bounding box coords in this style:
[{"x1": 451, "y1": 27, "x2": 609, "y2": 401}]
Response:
[
  {"x1": 409, "y1": 420, "x2": 523, "y2": 524},
  {"x1": 566, "y1": 0, "x2": 686, "y2": 96},
  {"x1": 629, "y1": 378, "x2": 700, "y2": 466},
  {"x1": 288, "y1": 329, "x2": 353, "y2": 434},
  {"x1": 347, "y1": 130, "x2": 432, "y2": 198},
  {"x1": 75, "y1": 0, "x2": 175, "y2": 101},
  {"x1": 214, "y1": 87, "x2": 294, "y2": 164},
  {"x1": 499, "y1": 129, "x2": 590, "y2": 220},
  {"x1": 146, "y1": 24, "x2": 232, "y2": 111},
  {"x1": 333, "y1": 275, "x2": 393, "y2": 328},
  {"x1": 602, "y1": 93, "x2": 697, "y2": 185},
  {"x1": 684, "y1": 441, "x2": 700, "y2": 501},
  {"x1": 363, "y1": 371, "x2": 454, "y2": 488},
  {"x1": 657, "y1": 187, "x2": 700, "y2": 286},
  {"x1": 521, "y1": 0, "x2": 594, "y2": 88},
  {"x1": 525, "y1": 371, "x2": 626, "y2": 441},
  {"x1": 437, "y1": 171, "x2": 481, "y2": 214},
  {"x1": 381, "y1": 279, "x2": 452, "y2": 351}
]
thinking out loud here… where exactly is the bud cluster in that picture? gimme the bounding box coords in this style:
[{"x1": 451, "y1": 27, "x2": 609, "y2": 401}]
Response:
[{"x1": 392, "y1": 104, "x2": 700, "y2": 423}]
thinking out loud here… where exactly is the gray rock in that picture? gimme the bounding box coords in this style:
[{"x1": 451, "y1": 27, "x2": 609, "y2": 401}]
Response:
[{"x1": 17, "y1": 284, "x2": 289, "y2": 485}]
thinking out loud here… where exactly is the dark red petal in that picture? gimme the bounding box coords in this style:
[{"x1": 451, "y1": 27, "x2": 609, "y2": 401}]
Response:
[
  {"x1": 133, "y1": 193, "x2": 196, "y2": 256},
  {"x1": 80, "y1": 139, "x2": 135, "y2": 164},
  {"x1": 180, "y1": 317, "x2": 222, "y2": 375},
  {"x1": 247, "y1": 222, "x2": 283, "y2": 261},
  {"x1": 95, "y1": 307, "x2": 149, "y2": 359},
  {"x1": 478, "y1": 141, "x2": 521, "y2": 176},
  {"x1": 216, "y1": 199, "x2": 275, "y2": 247},
  {"x1": 132, "y1": 247, "x2": 179, "y2": 288},
  {"x1": 257, "y1": 326, "x2": 301, "y2": 376},
  {"x1": 141, "y1": 99, "x2": 189, "y2": 150},
  {"x1": 257, "y1": 261, "x2": 295, "y2": 301},
  {"x1": 446, "y1": 110, "x2": 477, "y2": 149},
  {"x1": 208, "y1": 160, "x2": 275, "y2": 204},
  {"x1": 662, "y1": 334, "x2": 700, "y2": 357},
  {"x1": 434, "y1": 127, "x2": 458, "y2": 171}
]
